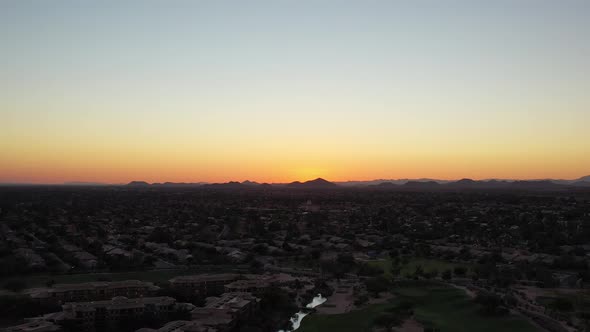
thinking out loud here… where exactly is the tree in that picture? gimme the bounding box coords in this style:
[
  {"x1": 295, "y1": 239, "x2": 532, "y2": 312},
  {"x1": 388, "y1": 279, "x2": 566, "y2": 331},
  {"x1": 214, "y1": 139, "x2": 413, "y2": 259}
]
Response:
[
  {"x1": 503, "y1": 294, "x2": 517, "y2": 307},
  {"x1": 4, "y1": 279, "x2": 27, "y2": 292},
  {"x1": 453, "y1": 266, "x2": 467, "y2": 276},
  {"x1": 551, "y1": 298, "x2": 574, "y2": 312},
  {"x1": 0, "y1": 295, "x2": 61, "y2": 324},
  {"x1": 249, "y1": 259, "x2": 264, "y2": 273},
  {"x1": 358, "y1": 263, "x2": 384, "y2": 277},
  {"x1": 459, "y1": 246, "x2": 472, "y2": 260},
  {"x1": 147, "y1": 227, "x2": 173, "y2": 243},
  {"x1": 365, "y1": 276, "x2": 390, "y2": 297},
  {"x1": 441, "y1": 269, "x2": 452, "y2": 281},
  {"x1": 536, "y1": 268, "x2": 559, "y2": 288},
  {"x1": 413, "y1": 265, "x2": 424, "y2": 278},
  {"x1": 337, "y1": 253, "x2": 355, "y2": 266},
  {"x1": 389, "y1": 249, "x2": 399, "y2": 259},
  {"x1": 429, "y1": 268, "x2": 439, "y2": 279},
  {"x1": 390, "y1": 265, "x2": 401, "y2": 279},
  {"x1": 475, "y1": 291, "x2": 505, "y2": 315},
  {"x1": 243, "y1": 287, "x2": 299, "y2": 332},
  {"x1": 374, "y1": 313, "x2": 403, "y2": 329},
  {"x1": 240, "y1": 326, "x2": 263, "y2": 332},
  {"x1": 310, "y1": 249, "x2": 321, "y2": 260},
  {"x1": 321, "y1": 260, "x2": 349, "y2": 280}
]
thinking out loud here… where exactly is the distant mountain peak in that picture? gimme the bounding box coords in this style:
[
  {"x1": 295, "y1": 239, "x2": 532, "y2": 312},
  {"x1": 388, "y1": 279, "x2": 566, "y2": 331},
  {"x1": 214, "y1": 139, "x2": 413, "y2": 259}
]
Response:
[
  {"x1": 127, "y1": 181, "x2": 150, "y2": 186},
  {"x1": 287, "y1": 178, "x2": 337, "y2": 188},
  {"x1": 404, "y1": 180, "x2": 439, "y2": 186},
  {"x1": 63, "y1": 181, "x2": 108, "y2": 186},
  {"x1": 306, "y1": 178, "x2": 332, "y2": 184},
  {"x1": 448, "y1": 178, "x2": 481, "y2": 187}
]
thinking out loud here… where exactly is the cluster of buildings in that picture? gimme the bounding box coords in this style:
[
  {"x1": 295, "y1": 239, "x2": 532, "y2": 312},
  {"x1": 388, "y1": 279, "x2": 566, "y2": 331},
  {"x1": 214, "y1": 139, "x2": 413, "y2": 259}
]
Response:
[
  {"x1": 135, "y1": 290, "x2": 260, "y2": 332},
  {"x1": 169, "y1": 273, "x2": 301, "y2": 297},
  {"x1": 30, "y1": 280, "x2": 160, "y2": 304},
  {"x1": 2, "y1": 187, "x2": 590, "y2": 331},
  {"x1": 4, "y1": 272, "x2": 309, "y2": 332},
  {"x1": 42, "y1": 296, "x2": 183, "y2": 331}
]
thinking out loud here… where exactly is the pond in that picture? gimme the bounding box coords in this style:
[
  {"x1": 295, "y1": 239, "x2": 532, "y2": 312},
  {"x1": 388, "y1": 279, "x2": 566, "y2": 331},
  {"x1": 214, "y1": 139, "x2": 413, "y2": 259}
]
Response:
[{"x1": 278, "y1": 293, "x2": 327, "y2": 331}]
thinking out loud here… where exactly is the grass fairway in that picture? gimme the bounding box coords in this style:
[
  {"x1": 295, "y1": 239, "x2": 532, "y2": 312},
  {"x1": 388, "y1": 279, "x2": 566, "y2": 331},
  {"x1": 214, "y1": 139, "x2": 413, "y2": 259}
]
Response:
[
  {"x1": 398, "y1": 281, "x2": 539, "y2": 332},
  {"x1": 537, "y1": 293, "x2": 590, "y2": 312},
  {"x1": 299, "y1": 281, "x2": 539, "y2": 332},
  {"x1": 298, "y1": 302, "x2": 398, "y2": 332},
  {"x1": 367, "y1": 257, "x2": 469, "y2": 278}
]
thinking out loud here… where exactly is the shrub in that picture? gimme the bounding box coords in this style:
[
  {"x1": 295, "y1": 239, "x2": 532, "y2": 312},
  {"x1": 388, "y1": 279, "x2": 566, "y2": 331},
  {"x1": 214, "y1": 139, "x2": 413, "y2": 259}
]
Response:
[{"x1": 4, "y1": 279, "x2": 27, "y2": 292}]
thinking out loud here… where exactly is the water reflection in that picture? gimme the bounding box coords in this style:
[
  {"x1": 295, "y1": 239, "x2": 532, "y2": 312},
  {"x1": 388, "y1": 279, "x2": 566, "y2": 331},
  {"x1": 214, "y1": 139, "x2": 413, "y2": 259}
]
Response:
[{"x1": 279, "y1": 294, "x2": 327, "y2": 332}]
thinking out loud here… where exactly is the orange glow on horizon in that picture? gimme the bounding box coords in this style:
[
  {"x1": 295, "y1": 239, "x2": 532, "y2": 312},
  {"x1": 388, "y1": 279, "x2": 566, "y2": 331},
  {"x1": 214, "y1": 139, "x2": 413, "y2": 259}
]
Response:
[
  {"x1": 1, "y1": 147, "x2": 588, "y2": 184},
  {"x1": 2, "y1": 1, "x2": 590, "y2": 185}
]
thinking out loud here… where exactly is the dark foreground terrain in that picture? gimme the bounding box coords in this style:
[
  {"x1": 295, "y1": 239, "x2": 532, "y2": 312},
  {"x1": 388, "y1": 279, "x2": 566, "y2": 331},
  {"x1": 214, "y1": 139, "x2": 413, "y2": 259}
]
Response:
[{"x1": 1, "y1": 185, "x2": 590, "y2": 332}]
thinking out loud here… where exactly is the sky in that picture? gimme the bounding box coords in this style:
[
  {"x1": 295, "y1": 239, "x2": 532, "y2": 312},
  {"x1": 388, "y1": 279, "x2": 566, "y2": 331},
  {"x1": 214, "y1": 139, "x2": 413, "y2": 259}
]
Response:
[{"x1": 1, "y1": 0, "x2": 589, "y2": 184}]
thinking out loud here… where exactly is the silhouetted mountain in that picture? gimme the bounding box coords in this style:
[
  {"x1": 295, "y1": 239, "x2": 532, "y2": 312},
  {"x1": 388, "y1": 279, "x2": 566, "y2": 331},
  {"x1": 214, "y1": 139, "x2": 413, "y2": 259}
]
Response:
[
  {"x1": 366, "y1": 182, "x2": 400, "y2": 190},
  {"x1": 337, "y1": 179, "x2": 403, "y2": 186},
  {"x1": 152, "y1": 182, "x2": 206, "y2": 187},
  {"x1": 447, "y1": 178, "x2": 479, "y2": 188},
  {"x1": 376, "y1": 182, "x2": 399, "y2": 187},
  {"x1": 403, "y1": 181, "x2": 440, "y2": 189},
  {"x1": 287, "y1": 178, "x2": 337, "y2": 189},
  {"x1": 446, "y1": 179, "x2": 521, "y2": 190},
  {"x1": 205, "y1": 181, "x2": 247, "y2": 189},
  {"x1": 63, "y1": 181, "x2": 108, "y2": 186},
  {"x1": 337, "y1": 178, "x2": 450, "y2": 186},
  {"x1": 70, "y1": 175, "x2": 590, "y2": 191},
  {"x1": 483, "y1": 180, "x2": 511, "y2": 188},
  {"x1": 203, "y1": 181, "x2": 270, "y2": 189},
  {"x1": 509, "y1": 180, "x2": 564, "y2": 190},
  {"x1": 127, "y1": 181, "x2": 150, "y2": 187}
]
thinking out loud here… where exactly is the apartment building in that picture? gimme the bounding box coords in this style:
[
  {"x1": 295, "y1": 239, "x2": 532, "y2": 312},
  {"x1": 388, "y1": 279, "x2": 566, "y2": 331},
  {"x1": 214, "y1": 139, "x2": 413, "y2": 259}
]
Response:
[
  {"x1": 30, "y1": 280, "x2": 160, "y2": 304},
  {"x1": 169, "y1": 274, "x2": 239, "y2": 296},
  {"x1": 39, "y1": 296, "x2": 180, "y2": 332},
  {"x1": 190, "y1": 292, "x2": 260, "y2": 331}
]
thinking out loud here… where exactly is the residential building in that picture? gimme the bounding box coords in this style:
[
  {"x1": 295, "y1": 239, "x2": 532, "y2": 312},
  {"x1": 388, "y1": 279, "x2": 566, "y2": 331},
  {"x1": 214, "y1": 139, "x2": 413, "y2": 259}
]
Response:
[
  {"x1": 169, "y1": 274, "x2": 239, "y2": 296},
  {"x1": 30, "y1": 280, "x2": 159, "y2": 304}
]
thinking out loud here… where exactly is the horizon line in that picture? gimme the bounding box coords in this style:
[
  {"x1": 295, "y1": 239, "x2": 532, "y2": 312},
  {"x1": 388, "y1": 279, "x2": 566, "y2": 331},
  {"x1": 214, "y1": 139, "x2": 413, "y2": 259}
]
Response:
[{"x1": 1, "y1": 174, "x2": 589, "y2": 186}]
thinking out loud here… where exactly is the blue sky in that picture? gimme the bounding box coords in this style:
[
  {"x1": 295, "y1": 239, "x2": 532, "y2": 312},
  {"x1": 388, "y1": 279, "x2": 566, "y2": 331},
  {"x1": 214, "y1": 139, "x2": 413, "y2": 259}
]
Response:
[{"x1": 1, "y1": 1, "x2": 589, "y2": 183}]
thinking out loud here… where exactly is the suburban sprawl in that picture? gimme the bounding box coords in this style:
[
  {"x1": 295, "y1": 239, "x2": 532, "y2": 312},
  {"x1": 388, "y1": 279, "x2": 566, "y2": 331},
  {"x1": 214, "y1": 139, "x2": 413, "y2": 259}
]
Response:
[{"x1": 1, "y1": 179, "x2": 590, "y2": 332}]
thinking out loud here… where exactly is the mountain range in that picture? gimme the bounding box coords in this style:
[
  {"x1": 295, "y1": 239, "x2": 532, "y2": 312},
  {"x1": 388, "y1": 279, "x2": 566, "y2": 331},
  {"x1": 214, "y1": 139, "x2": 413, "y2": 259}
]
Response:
[{"x1": 122, "y1": 176, "x2": 590, "y2": 190}]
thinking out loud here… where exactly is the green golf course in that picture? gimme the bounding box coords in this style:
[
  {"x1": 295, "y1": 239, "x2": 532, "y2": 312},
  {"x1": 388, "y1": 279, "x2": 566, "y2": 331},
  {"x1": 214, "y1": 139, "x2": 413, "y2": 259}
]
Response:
[{"x1": 299, "y1": 281, "x2": 540, "y2": 332}]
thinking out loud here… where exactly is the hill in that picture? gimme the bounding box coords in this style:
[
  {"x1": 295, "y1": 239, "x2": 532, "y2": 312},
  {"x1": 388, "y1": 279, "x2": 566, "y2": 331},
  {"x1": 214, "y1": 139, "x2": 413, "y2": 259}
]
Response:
[
  {"x1": 127, "y1": 181, "x2": 150, "y2": 187},
  {"x1": 287, "y1": 178, "x2": 338, "y2": 189}
]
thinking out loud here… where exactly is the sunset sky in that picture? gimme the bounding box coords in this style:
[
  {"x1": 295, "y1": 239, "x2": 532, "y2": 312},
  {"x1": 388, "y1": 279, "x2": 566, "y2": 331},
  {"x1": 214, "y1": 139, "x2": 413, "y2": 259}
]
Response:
[{"x1": 1, "y1": 1, "x2": 589, "y2": 184}]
